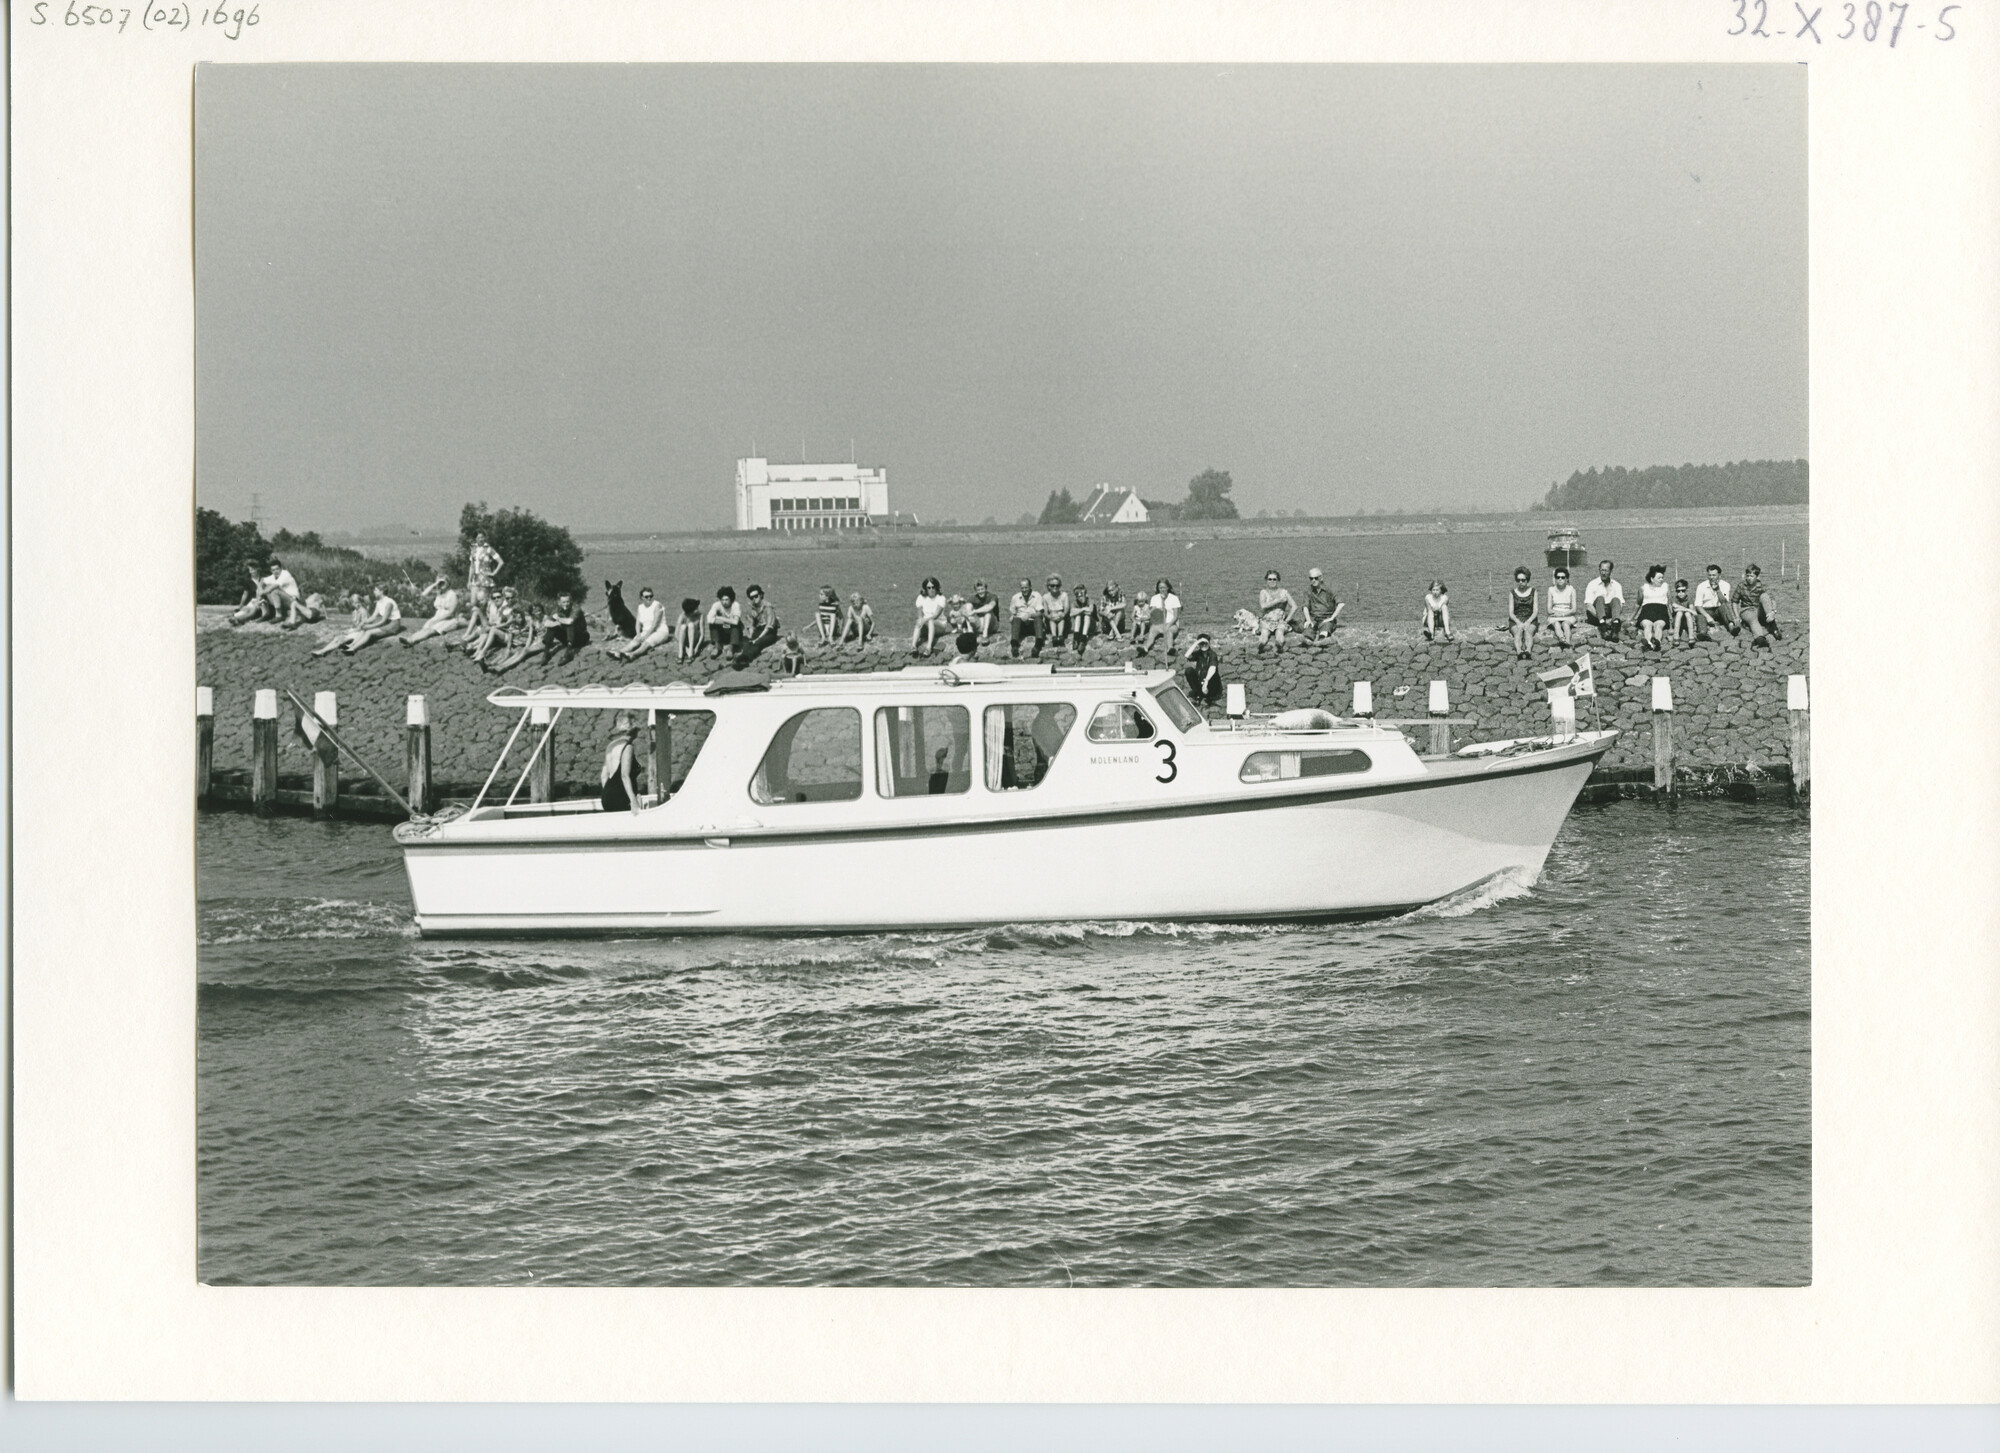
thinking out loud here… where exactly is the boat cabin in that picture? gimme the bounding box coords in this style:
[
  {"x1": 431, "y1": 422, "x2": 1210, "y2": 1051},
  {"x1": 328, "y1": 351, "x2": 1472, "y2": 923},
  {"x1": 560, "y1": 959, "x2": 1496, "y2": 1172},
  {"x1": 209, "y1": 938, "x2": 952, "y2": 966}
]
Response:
[{"x1": 402, "y1": 661, "x2": 1434, "y2": 844}]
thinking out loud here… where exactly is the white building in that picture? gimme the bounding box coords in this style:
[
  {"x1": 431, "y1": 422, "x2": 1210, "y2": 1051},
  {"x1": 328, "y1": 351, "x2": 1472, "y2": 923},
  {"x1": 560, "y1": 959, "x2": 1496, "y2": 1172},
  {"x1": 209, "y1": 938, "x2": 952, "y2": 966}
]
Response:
[
  {"x1": 735, "y1": 457, "x2": 890, "y2": 532},
  {"x1": 1078, "y1": 484, "x2": 1150, "y2": 525}
]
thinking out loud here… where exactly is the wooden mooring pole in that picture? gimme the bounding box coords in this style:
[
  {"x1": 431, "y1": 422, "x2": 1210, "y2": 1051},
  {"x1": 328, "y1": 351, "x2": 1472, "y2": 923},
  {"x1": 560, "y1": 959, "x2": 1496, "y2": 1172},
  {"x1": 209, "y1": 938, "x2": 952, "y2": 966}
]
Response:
[
  {"x1": 529, "y1": 705, "x2": 556, "y2": 804},
  {"x1": 647, "y1": 708, "x2": 667, "y2": 803},
  {"x1": 251, "y1": 689, "x2": 279, "y2": 813},
  {"x1": 1788, "y1": 675, "x2": 1810, "y2": 803},
  {"x1": 1651, "y1": 676, "x2": 1675, "y2": 802},
  {"x1": 1351, "y1": 681, "x2": 1373, "y2": 719},
  {"x1": 1427, "y1": 680, "x2": 1450, "y2": 755},
  {"x1": 406, "y1": 695, "x2": 433, "y2": 813},
  {"x1": 311, "y1": 691, "x2": 341, "y2": 816},
  {"x1": 196, "y1": 686, "x2": 214, "y2": 802}
]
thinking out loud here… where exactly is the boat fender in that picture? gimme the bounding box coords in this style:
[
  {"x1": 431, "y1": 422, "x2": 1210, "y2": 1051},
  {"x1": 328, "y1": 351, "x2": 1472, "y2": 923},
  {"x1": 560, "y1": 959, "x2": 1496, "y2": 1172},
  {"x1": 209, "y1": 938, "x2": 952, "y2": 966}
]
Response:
[{"x1": 1271, "y1": 708, "x2": 1339, "y2": 732}]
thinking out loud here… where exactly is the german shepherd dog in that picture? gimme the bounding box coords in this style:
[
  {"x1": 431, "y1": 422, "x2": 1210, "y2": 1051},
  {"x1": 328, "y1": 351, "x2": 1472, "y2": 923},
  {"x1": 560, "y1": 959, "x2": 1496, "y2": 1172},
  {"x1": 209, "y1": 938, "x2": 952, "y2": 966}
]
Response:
[{"x1": 605, "y1": 580, "x2": 637, "y2": 639}]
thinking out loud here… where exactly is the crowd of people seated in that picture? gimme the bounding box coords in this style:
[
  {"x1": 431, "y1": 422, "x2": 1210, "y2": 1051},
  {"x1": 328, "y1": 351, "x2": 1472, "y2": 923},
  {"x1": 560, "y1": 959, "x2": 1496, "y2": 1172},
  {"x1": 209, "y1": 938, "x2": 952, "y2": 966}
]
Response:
[
  {"x1": 1497, "y1": 558, "x2": 1786, "y2": 657},
  {"x1": 238, "y1": 534, "x2": 1790, "y2": 683}
]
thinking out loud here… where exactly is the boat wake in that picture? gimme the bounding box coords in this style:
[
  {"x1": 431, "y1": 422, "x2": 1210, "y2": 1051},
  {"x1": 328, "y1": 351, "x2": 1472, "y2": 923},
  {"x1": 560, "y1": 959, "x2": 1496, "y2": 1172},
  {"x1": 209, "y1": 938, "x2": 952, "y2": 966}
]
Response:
[
  {"x1": 978, "y1": 920, "x2": 1294, "y2": 948},
  {"x1": 1396, "y1": 867, "x2": 1538, "y2": 921},
  {"x1": 199, "y1": 896, "x2": 419, "y2": 946}
]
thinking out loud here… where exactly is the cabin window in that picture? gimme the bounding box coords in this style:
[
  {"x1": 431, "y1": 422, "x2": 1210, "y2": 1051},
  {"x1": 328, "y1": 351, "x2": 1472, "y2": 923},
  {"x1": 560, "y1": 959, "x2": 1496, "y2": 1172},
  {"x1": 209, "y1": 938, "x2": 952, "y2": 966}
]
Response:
[
  {"x1": 1086, "y1": 701, "x2": 1156, "y2": 742},
  {"x1": 875, "y1": 705, "x2": 972, "y2": 798},
  {"x1": 1239, "y1": 749, "x2": 1372, "y2": 782},
  {"x1": 982, "y1": 704, "x2": 1077, "y2": 791},
  {"x1": 1147, "y1": 683, "x2": 1204, "y2": 732},
  {"x1": 749, "y1": 708, "x2": 864, "y2": 804}
]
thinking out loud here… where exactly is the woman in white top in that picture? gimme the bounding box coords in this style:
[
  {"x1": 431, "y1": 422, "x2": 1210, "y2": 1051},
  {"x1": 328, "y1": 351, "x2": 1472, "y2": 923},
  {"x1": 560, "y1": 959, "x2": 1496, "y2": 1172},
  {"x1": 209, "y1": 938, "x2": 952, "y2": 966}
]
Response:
[
  {"x1": 1636, "y1": 564, "x2": 1672, "y2": 653},
  {"x1": 1545, "y1": 568, "x2": 1578, "y2": 646},
  {"x1": 1420, "y1": 581, "x2": 1452, "y2": 643},
  {"x1": 910, "y1": 576, "x2": 948, "y2": 656},
  {"x1": 1138, "y1": 578, "x2": 1181, "y2": 658},
  {"x1": 703, "y1": 587, "x2": 742, "y2": 661},
  {"x1": 606, "y1": 586, "x2": 671, "y2": 660},
  {"x1": 313, "y1": 584, "x2": 403, "y2": 656},
  {"x1": 400, "y1": 577, "x2": 463, "y2": 646}
]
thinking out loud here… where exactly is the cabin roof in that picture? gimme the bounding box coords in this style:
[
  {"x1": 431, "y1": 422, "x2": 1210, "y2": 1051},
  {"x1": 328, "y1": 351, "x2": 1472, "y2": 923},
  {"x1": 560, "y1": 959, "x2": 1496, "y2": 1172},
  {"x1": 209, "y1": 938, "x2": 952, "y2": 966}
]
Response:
[{"x1": 485, "y1": 661, "x2": 1178, "y2": 711}]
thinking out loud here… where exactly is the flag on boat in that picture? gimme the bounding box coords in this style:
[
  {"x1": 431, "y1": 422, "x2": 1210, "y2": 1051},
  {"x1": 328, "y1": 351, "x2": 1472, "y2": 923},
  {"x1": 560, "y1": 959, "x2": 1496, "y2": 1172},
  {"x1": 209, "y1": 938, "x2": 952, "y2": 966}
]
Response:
[{"x1": 1570, "y1": 653, "x2": 1596, "y2": 697}]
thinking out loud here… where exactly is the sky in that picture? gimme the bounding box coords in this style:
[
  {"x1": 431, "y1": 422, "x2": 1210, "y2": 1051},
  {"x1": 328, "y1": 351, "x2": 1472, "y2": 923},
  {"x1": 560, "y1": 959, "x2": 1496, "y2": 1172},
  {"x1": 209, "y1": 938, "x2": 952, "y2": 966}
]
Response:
[{"x1": 194, "y1": 64, "x2": 1806, "y2": 535}]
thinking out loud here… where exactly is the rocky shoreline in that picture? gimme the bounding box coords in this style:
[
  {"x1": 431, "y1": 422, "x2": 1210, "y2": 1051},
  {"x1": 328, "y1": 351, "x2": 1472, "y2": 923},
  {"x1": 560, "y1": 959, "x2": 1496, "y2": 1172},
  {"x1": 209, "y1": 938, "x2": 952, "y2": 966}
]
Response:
[{"x1": 196, "y1": 610, "x2": 1810, "y2": 802}]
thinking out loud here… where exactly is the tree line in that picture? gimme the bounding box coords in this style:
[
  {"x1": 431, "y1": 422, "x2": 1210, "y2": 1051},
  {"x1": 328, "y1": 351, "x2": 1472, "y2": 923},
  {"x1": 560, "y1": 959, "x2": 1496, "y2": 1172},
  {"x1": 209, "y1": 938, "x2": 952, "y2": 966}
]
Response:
[
  {"x1": 1535, "y1": 460, "x2": 1808, "y2": 512},
  {"x1": 194, "y1": 502, "x2": 587, "y2": 606},
  {"x1": 1038, "y1": 468, "x2": 1239, "y2": 525}
]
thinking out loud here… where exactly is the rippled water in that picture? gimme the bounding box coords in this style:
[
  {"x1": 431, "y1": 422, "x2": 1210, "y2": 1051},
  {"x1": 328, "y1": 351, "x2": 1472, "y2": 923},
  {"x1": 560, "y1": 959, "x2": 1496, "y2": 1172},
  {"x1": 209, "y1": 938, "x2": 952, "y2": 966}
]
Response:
[{"x1": 198, "y1": 801, "x2": 1809, "y2": 1286}]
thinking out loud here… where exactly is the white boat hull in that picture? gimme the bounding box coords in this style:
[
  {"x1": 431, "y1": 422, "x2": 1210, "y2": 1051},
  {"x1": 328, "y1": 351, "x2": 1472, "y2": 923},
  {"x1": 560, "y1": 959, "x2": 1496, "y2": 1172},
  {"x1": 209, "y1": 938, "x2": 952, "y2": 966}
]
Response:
[{"x1": 402, "y1": 742, "x2": 1609, "y2": 935}]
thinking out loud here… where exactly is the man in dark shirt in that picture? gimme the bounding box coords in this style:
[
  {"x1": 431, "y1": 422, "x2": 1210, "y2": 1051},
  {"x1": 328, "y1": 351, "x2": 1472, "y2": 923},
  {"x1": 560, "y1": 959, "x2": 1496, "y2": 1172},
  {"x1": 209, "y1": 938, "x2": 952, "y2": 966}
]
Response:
[
  {"x1": 1182, "y1": 633, "x2": 1224, "y2": 709},
  {"x1": 539, "y1": 592, "x2": 590, "y2": 665},
  {"x1": 1304, "y1": 567, "x2": 1342, "y2": 640},
  {"x1": 731, "y1": 584, "x2": 782, "y2": 669},
  {"x1": 1734, "y1": 564, "x2": 1782, "y2": 648}
]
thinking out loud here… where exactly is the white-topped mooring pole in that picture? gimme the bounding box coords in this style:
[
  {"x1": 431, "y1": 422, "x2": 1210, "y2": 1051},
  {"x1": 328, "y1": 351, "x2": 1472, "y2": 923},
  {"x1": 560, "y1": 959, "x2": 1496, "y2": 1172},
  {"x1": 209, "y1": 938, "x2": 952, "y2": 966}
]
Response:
[
  {"x1": 1788, "y1": 675, "x2": 1810, "y2": 802},
  {"x1": 1548, "y1": 687, "x2": 1576, "y2": 740},
  {"x1": 1225, "y1": 682, "x2": 1247, "y2": 719},
  {"x1": 311, "y1": 691, "x2": 341, "y2": 815},
  {"x1": 1427, "y1": 680, "x2": 1450, "y2": 756},
  {"x1": 1651, "y1": 676, "x2": 1674, "y2": 800},
  {"x1": 529, "y1": 704, "x2": 557, "y2": 804},
  {"x1": 406, "y1": 695, "x2": 433, "y2": 814},
  {"x1": 1351, "y1": 681, "x2": 1373, "y2": 719},
  {"x1": 251, "y1": 689, "x2": 279, "y2": 813},
  {"x1": 196, "y1": 687, "x2": 214, "y2": 802}
]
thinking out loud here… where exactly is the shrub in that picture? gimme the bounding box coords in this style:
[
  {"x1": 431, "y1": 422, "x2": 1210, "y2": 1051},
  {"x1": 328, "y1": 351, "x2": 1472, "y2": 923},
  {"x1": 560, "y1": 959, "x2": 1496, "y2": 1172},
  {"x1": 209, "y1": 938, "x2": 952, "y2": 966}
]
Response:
[
  {"x1": 1181, "y1": 468, "x2": 1239, "y2": 520},
  {"x1": 195, "y1": 507, "x2": 439, "y2": 606},
  {"x1": 195, "y1": 507, "x2": 270, "y2": 604},
  {"x1": 1038, "y1": 488, "x2": 1082, "y2": 526},
  {"x1": 446, "y1": 502, "x2": 587, "y2": 605}
]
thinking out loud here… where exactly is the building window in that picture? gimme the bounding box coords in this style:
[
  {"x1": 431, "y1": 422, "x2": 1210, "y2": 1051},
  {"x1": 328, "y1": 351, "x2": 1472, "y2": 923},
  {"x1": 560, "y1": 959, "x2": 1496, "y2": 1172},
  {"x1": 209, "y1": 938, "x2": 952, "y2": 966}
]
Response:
[
  {"x1": 749, "y1": 708, "x2": 864, "y2": 804},
  {"x1": 875, "y1": 706, "x2": 972, "y2": 797},
  {"x1": 982, "y1": 704, "x2": 1077, "y2": 791}
]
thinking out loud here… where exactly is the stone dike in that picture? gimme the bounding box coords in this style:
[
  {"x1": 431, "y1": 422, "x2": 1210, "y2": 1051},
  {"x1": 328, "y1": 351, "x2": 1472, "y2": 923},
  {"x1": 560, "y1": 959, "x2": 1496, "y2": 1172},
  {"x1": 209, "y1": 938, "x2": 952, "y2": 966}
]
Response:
[{"x1": 195, "y1": 614, "x2": 1811, "y2": 801}]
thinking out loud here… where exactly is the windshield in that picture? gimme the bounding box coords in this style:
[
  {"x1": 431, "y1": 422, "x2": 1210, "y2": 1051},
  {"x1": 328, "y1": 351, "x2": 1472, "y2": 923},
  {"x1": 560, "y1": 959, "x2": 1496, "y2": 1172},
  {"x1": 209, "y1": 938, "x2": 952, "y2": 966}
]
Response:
[{"x1": 1147, "y1": 683, "x2": 1203, "y2": 732}]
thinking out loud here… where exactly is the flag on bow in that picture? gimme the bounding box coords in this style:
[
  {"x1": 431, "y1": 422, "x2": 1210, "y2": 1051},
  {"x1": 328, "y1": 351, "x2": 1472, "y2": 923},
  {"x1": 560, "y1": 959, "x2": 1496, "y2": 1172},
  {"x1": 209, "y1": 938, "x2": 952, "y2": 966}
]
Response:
[{"x1": 1569, "y1": 652, "x2": 1596, "y2": 698}]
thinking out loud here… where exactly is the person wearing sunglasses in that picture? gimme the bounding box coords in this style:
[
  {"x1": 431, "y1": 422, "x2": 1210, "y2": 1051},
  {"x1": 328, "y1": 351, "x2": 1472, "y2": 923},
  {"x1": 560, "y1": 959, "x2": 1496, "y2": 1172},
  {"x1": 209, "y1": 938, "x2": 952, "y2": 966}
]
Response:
[
  {"x1": 605, "y1": 586, "x2": 669, "y2": 661},
  {"x1": 1042, "y1": 575, "x2": 1072, "y2": 651},
  {"x1": 732, "y1": 584, "x2": 782, "y2": 669},
  {"x1": 1545, "y1": 567, "x2": 1577, "y2": 647},
  {"x1": 1256, "y1": 569, "x2": 1298, "y2": 654},
  {"x1": 1670, "y1": 578, "x2": 1700, "y2": 644},
  {"x1": 1008, "y1": 578, "x2": 1045, "y2": 658},
  {"x1": 1507, "y1": 567, "x2": 1538, "y2": 659}
]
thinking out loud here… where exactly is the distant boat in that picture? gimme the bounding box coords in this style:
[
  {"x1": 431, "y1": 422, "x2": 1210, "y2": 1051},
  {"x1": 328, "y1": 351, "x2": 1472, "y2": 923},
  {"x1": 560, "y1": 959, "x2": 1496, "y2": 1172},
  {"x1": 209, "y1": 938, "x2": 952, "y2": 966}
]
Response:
[{"x1": 1545, "y1": 526, "x2": 1588, "y2": 571}]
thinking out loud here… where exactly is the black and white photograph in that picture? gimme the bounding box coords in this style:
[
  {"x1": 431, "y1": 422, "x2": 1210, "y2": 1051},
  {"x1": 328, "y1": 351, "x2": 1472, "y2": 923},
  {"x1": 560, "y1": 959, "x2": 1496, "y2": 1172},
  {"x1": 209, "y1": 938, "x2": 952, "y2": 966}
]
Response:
[{"x1": 188, "y1": 61, "x2": 1813, "y2": 1289}]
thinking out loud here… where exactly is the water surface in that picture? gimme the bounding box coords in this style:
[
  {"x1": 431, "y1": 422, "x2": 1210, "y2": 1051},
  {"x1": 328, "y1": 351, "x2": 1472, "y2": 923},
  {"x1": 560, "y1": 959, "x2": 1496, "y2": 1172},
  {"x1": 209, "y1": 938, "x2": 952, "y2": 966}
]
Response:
[{"x1": 198, "y1": 800, "x2": 1809, "y2": 1286}]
